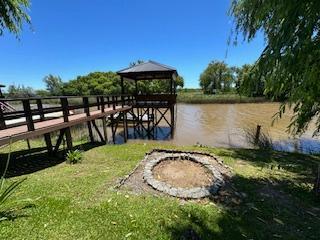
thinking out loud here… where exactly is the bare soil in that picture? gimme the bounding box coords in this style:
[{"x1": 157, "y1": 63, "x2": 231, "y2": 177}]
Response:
[{"x1": 153, "y1": 160, "x2": 213, "y2": 188}]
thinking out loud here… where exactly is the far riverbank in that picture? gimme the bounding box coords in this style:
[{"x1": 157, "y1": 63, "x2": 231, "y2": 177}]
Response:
[{"x1": 177, "y1": 90, "x2": 269, "y2": 104}]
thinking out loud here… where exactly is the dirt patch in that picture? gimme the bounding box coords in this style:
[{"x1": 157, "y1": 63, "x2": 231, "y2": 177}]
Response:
[{"x1": 153, "y1": 160, "x2": 213, "y2": 188}]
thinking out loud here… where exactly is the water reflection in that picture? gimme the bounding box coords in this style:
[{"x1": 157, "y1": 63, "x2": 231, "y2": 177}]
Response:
[{"x1": 125, "y1": 103, "x2": 320, "y2": 154}]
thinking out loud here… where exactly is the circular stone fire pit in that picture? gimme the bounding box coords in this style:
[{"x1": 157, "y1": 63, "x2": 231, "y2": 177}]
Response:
[{"x1": 143, "y1": 153, "x2": 225, "y2": 199}]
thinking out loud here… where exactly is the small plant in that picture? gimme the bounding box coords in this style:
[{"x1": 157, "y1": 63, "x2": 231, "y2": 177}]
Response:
[
  {"x1": 0, "y1": 178, "x2": 26, "y2": 207},
  {"x1": 65, "y1": 149, "x2": 83, "y2": 164}
]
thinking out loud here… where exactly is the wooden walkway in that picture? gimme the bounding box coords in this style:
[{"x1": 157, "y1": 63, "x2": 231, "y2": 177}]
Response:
[
  {"x1": 0, "y1": 106, "x2": 130, "y2": 146},
  {"x1": 0, "y1": 95, "x2": 133, "y2": 151},
  {"x1": 0, "y1": 93, "x2": 178, "y2": 153}
]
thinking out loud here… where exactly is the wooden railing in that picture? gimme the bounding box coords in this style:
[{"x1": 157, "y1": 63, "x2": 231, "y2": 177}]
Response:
[
  {"x1": 134, "y1": 94, "x2": 177, "y2": 107},
  {"x1": 0, "y1": 95, "x2": 135, "y2": 130}
]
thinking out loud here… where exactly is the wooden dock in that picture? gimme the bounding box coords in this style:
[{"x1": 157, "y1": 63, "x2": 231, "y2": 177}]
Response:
[{"x1": 0, "y1": 95, "x2": 133, "y2": 152}]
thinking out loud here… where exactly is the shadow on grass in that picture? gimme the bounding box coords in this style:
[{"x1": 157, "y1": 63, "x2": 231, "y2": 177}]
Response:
[
  {"x1": 219, "y1": 148, "x2": 320, "y2": 176},
  {"x1": 165, "y1": 173, "x2": 320, "y2": 240},
  {"x1": 0, "y1": 203, "x2": 36, "y2": 222},
  {"x1": 164, "y1": 149, "x2": 320, "y2": 239},
  {"x1": 0, "y1": 142, "x2": 104, "y2": 178}
]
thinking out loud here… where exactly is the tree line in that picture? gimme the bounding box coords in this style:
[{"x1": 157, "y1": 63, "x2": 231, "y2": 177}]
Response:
[
  {"x1": 199, "y1": 60, "x2": 264, "y2": 97},
  {"x1": 5, "y1": 70, "x2": 184, "y2": 97}
]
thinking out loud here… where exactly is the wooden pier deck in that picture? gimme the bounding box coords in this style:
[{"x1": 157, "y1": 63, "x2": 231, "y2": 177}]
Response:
[
  {"x1": 0, "y1": 106, "x2": 130, "y2": 146},
  {"x1": 0, "y1": 95, "x2": 133, "y2": 151},
  {"x1": 0, "y1": 92, "x2": 178, "y2": 153}
]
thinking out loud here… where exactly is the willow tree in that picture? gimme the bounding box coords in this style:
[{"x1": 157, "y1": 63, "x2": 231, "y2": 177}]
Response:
[
  {"x1": 236, "y1": 64, "x2": 265, "y2": 97},
  {"x1": 230, "y1": 0, "x2": 320, "y2": 136},
  {"x1": 0, "y1": 0, "x2": 31, "y2": 37}
]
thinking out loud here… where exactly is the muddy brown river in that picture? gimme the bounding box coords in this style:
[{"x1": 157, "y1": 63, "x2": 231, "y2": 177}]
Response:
[{"x1": 129, "y1": 103, "x2": 320, "y2": 154}]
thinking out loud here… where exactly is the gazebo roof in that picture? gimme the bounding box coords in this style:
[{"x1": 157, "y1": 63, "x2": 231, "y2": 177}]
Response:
[{"x1": 117, "y1": 61, "x2": 178, "y2": 80}]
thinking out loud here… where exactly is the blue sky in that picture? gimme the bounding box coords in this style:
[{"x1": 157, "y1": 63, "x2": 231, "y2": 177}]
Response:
[{"x1": 0, "y1": 0, "x2": 265, "y2": 90}]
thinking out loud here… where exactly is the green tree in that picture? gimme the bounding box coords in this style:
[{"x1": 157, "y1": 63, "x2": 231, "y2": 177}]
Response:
[
  {"x1": 7, "y1": 84, "x2": 34, "y2": 98},
  {"x1": 230, "y1": 0, "x2": 320, "y2": 135},
  {"x1": 175, "y1": 76, "x2": 184, "y2": 89},
  {"x1": 0, "y1": 0, "x2": 31, "y2": 37},
  {"x1": 35, "y1": 89, "x2": 50, "y2": 97},
  {"x1": 62, "y1": 72, "x2": 121, "y2": 96},
  {"x1": 43, "y1": 75, "x2": 63, "y2": 96},
  {"x1": 200, "y1": 61, "x2": 234, "y2": 94}
]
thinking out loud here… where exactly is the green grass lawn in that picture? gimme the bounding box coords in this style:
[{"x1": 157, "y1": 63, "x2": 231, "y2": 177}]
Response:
[
  {"x1": 177, "y1": 90, "x2": 268, "y2": 104},
  {"x1": 0, "y1": 141, "x2": 319, "y2": 239}
]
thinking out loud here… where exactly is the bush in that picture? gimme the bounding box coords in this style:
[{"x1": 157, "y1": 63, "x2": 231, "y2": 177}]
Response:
[{"x1": 65, "y1": 150, "x2": 83, "y2": 164}]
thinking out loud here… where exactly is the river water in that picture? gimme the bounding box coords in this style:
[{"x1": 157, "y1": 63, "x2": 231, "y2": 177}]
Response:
[{"x1": 130, "y1": 103, "x2": 320, "y2": 154}]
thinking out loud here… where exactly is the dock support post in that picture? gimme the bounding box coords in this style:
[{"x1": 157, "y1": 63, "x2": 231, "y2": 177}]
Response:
[
  {"x1": 37, "y1": 99, "x2": 53, "y2": 154},
  {"x1": 54, "y1": 129, "x2": 65, "y2": 153},
  {"x1": 111, "y1": 96, "x2": 116, "y2": 144},
  {"x1": 61, "y1": 97, "x2": 73, "y2": 150},
  {"x1": 44, "y1": 133, "x2": 53, "y2": 154},
  {"x1": 83, "y1": 97, "x2": 94, "y2": 143},
  {"x1": 0, "y1": 101, "x2": 6, "y2": 130},
  {"x1": 147, "y1": 108, "x2": 150, "y2": 138},
  {"x1": 92, "y1": 120, "x2": 104, "y2": 142},
  {"x1": 102, "y1": 117, "x2": 108, "y2": 144},
  {"x1": 254, "y1": 125, "x2": 261, "y2": 144},
  {"x1": 100, "y1": 96, "x2": 108, "y2": 144},
  {"x1": 170, "y1": 105, "x2": 175, "y2": 138},
  {"x1": 22, "y1": 99, "x2": 34, "y2": 131},
  {"x1": 65, "y1": 128, "x2": 73, "y2": 150},
  {"x1": 125, "y1": 111, "x2": 129, "y2": 140},
  {"x1": 123, "y1": 112, "x2": 127, "y2": 143}
]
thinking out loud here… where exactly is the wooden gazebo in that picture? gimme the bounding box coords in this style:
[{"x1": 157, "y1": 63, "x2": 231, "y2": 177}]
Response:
[{"x1": 117, "y1": 61, "x2": 178, "y2": 138}]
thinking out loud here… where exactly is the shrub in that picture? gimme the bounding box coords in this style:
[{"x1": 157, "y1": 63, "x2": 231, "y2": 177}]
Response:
[{"x1": 65, "y1": 150, "x2": 83, "y2": 164}]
